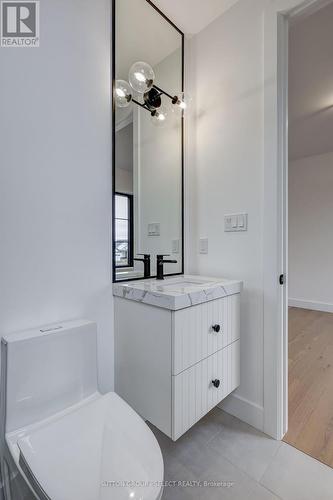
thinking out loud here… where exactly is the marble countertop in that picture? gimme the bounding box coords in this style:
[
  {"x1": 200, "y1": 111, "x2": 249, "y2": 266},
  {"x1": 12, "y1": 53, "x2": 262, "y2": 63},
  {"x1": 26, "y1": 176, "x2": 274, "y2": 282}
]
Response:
[{"x1": 113, "y1": 275, "x2": 243, "y2": 311}]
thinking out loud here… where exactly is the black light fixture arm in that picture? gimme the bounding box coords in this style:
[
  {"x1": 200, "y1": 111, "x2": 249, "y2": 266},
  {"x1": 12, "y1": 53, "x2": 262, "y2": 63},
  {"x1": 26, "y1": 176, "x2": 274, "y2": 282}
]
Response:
[
  {"x1": 153, "y1": 84, "x2": 178, "y2": 104},
  {"x1": 130, "y1": 85, "x2": 181, "y2": 116},
  {"x1": 132, "y1": 98, "x2": 150, "y2": 111}
]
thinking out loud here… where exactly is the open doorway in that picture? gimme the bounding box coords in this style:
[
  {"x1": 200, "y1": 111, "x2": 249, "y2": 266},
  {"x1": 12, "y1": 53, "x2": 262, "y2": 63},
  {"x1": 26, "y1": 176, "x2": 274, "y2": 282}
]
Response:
[{"x1": 283, "y1": 1, "x2": 333, "y2": 468}]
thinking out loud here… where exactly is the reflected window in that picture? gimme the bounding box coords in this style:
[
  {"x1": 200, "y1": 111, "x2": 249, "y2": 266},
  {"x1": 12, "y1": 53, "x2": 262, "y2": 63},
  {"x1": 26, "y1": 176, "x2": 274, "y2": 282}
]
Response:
[{"x1": 115, "y1": 193, "x2": 133, "y2": 268}]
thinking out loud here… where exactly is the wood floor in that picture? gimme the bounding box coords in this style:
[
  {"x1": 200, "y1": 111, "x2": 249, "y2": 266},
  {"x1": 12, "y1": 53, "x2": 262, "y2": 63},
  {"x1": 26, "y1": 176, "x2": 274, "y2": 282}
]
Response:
[{"x1": 284, "y1": 307, "x2": 333, "y2": 469}]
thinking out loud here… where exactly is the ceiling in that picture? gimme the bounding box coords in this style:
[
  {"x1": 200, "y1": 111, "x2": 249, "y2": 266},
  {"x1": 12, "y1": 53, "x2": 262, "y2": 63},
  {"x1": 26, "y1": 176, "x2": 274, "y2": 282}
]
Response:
[
  {"x1": 289, "y1": 2, "x2": 333, "y2": 161},
  {"x1": 153, "y1": 0, "x2": 240, "y2": 34},
  {"x1": 115, "y1": 0, "x2": 239, "y2": 81},
  {"x1": 116, "y1": 0, "x2": 181, "y2": 81}
]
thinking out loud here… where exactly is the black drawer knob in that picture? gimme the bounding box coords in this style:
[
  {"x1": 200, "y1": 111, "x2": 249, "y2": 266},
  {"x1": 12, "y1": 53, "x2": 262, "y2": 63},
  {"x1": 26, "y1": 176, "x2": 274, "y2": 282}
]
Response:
[
  {"x1": 212, "y1": 379, "x2": 220, "y2": 388},
  {"x1": 212, "y1": 324, "x2": 221, "y2": 333}
]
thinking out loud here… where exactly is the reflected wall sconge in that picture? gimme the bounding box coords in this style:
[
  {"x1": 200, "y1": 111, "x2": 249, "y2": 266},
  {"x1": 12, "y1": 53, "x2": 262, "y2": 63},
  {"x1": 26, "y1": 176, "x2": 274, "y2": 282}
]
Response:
[{"x1": 114, "y1": 61, "x2": 188, "y2": 125}]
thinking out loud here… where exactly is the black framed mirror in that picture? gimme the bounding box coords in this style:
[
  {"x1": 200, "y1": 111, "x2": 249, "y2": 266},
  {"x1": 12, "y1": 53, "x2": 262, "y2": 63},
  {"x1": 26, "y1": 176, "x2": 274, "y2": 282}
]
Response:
[{"x1": 112, "y1": 0, "x2": 184, "y2": 282}]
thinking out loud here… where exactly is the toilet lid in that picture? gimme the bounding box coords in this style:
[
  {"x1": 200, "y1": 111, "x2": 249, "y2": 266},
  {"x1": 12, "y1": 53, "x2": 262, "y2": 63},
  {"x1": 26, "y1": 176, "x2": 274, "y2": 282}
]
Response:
[{"x1": 17, "y1": 393, "x2": 164, "y2": 500}]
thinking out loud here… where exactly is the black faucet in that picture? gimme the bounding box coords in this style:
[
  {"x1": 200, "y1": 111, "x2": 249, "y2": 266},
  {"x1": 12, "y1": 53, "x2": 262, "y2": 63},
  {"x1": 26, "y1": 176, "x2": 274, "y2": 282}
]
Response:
[
  {"x1": 133, "y1": 254, "x2": 151, "y2": 278},
  {"x1": 156, "y1": 255, "x2": 177, "y2": 280}
]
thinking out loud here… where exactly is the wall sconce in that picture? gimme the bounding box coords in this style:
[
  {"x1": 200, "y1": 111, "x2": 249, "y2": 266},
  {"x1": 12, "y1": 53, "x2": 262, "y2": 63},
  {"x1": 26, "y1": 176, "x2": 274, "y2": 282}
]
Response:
[{"x1": 114, "y1": 61, "x2": 188, "y2": 124}]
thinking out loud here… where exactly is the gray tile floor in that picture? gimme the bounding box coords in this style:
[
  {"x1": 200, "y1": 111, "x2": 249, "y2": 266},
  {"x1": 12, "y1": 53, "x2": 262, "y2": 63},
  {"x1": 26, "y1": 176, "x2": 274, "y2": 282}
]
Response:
[{"x1": 148, "y1": 408, "x2": 333, "y2": 500}]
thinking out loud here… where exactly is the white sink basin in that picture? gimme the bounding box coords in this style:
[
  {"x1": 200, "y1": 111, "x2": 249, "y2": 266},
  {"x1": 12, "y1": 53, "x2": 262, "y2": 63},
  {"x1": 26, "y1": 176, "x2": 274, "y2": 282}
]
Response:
[
  {"x1": 155, "y1": 278, "x2": 215, "y2": 290},
  {"x1": 113, "y1": 275, "x2": 243, "y2": 311}
]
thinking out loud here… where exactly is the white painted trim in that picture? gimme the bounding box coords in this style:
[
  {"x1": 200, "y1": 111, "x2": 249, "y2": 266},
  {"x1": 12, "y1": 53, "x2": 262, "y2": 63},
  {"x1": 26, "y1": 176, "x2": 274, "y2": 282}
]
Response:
[
  {"x1": 288, "y1": 0, "x2": 333, "y2": 23},
  {"x1": 219, "y1": 394, "x2": 264, "y2": 432},
  {"x1": 263, "y1": 1, "x2": 289, "y2": 442},
  {"x1": 289, "y1": 299, "x2": 333, "y2": 313},
  {"x1": 277, "y1": 11, "x2": 289, "y2": 441}
]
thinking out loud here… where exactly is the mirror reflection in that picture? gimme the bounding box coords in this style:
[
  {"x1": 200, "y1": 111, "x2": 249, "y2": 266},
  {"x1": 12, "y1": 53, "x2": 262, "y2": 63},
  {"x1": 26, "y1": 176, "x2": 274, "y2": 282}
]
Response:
[{"x1": 113, "y1": 0, "x2": 184, "y2": 281}]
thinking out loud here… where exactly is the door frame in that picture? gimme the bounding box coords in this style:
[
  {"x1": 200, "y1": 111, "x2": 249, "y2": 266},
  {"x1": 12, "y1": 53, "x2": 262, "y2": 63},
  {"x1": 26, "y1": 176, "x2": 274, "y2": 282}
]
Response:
[{"x1": 263, "y1": 0, "x2": 332, "y2": 440}]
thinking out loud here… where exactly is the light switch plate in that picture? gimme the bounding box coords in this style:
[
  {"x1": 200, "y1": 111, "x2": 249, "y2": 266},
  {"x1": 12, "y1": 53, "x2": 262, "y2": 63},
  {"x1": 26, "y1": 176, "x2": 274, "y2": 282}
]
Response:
[
  {"x1": 148, "y1": 223, "x2": 160, "y2": 236},
  {"x1": 199, "y1": 238, "x2": 208, "y2": 254},
  {"x1": 225, "y1": 213, "x2": 248, "y2": 232}
]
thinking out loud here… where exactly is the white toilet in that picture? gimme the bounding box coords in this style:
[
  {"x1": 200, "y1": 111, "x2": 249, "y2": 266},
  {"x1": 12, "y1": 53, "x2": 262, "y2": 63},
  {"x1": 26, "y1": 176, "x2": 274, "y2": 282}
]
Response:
[{"x1": 0, "y1": 320, "x2": 164, "y2": 500}]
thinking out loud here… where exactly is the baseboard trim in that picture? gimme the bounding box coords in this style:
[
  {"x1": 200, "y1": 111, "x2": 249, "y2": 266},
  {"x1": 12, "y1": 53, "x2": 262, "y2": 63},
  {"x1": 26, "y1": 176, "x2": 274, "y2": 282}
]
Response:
[
  {"x1": 218, "y1": 393, "x2": 264, "y2": 432},
  {"x1": 289, "y1": 298, "x2": 333, "y2": 313}
]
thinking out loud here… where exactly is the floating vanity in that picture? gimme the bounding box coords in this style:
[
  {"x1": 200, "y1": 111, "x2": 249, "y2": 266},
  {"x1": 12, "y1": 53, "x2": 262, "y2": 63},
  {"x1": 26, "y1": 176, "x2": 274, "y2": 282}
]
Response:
[{"x1": 114, "y1": 275, "x2": 242, "y2": 440}]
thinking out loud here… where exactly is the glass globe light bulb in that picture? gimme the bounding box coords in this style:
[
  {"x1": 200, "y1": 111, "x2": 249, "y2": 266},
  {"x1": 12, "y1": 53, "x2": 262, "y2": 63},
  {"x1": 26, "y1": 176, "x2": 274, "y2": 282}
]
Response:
[
  {"x1": 129, "y1": 61, "x2": 155, "y2": 94},
  {"x1": 151, "y1": 104, "x2": 169, "y2": 127},
  {"x1": 114, "y1": 80, "x2": 132, "y2": 108}
]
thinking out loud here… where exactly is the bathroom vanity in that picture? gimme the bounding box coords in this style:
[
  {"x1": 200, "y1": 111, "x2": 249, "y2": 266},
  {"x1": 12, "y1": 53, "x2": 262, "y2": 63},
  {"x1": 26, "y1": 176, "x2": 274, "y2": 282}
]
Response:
[
  {"x1": 112, "y1": 1, "x2": 241, "y2": 442},
  {"x1": 114, "y1": 276, "x2": 242, "y2": 440}
]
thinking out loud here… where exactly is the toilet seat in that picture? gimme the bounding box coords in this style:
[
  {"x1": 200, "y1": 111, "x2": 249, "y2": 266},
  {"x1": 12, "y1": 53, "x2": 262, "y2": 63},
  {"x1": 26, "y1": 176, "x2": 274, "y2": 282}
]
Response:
[{"x1": 7, "y1": 392, "x2": 164, "y2": 500}]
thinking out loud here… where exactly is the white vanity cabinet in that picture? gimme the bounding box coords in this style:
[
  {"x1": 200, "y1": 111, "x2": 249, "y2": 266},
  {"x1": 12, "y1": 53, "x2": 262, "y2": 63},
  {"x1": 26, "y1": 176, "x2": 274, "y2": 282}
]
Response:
[{"x1": 114, "y1": 276, "x2": 241, "y2": 441}]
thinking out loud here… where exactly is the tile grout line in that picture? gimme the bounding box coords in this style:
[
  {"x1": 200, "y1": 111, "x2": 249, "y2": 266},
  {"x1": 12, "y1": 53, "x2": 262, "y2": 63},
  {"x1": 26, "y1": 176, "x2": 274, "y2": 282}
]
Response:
[
  {"x1": 203, "y1": 433, "x2": 283, "y2": 498},
  {"x1": 257, "y1": 440, "x2": 284, "y2": 484},
  {"x1": 203, "y1": 419, "x2": 285, "y2": 497}
]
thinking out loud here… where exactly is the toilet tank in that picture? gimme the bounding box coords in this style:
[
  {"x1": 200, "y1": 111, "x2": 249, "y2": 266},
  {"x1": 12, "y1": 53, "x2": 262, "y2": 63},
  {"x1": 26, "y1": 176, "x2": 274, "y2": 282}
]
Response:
[{"x1": 1, "y1": 320, "x2": 98, "y2": 433}]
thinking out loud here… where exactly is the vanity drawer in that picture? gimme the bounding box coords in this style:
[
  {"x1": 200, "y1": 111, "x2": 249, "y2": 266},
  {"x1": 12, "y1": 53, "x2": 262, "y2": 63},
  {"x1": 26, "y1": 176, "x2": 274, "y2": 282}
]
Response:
[
  {"x1": 172, "y1": 340, "x2": 240, "y2": 440},
  {"x1": 172, "y1": 294, "x2": 240, "y2": 375}
]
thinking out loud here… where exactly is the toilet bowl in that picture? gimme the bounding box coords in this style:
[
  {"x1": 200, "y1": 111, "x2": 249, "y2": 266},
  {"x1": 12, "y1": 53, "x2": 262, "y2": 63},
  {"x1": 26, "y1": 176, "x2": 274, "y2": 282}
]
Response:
[{"x1": 0, "y1": 320, "x2": 164, "y2": 500}]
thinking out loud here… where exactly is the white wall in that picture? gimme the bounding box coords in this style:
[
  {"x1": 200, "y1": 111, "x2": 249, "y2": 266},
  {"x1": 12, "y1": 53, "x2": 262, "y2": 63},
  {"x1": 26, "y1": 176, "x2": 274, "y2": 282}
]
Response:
[
  {"x1": 289, "y1": 152, "x2": 333, "y2": 311},
  {"x1": 116, "y1": 167, "x2": 133, "y2": 194},
  {"x1": 289, "y1": 2, "x2": 333, "y2": 161},
  {"x1": 116, "y1": 123, "x2": 133, "y2": 194},
  {"x1": 0, "y1": 0, "x2": 113, "y2": 393},
  {"x1": 288, "y1": 3, "x2": 333, "y2": 313},
  {"x1": 135, "y1": 49, "x2": 183, "y2": 276},
  {"x1": 188, "y1": 0, "x2": 266, "y2": 429}
]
